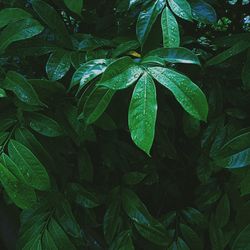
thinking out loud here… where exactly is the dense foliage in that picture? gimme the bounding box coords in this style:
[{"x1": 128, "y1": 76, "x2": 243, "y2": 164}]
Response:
[{"x1": 0, "y1": 0, "x2": 250, "y2": 249}]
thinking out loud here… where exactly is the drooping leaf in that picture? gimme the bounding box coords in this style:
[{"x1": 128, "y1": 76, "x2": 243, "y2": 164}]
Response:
[
  {"x1": 0, "y1": 8, "x2": 32, "y2": 28},
  {"x1": 148, "y1": 67, "x2": 208, "y2": 121},
  {"x1": 64, "y1": 0, "x2": 83, "y2": 15},
  {"x1": 8, "y1": 139, "x2": 50, "y2": 190},
  {"x1": 46, "y1": 50, "x2": 71, "y2": 81},
  {"x1": 29, "y1": 113, "x2": 64, "y2": 137},
  {"x1": 0, "y1": 18, "x2": 44, "y2": 53},
  {"x1": 0, "y1": 162, "x2": 36, "y2": 209},
  {"x1": 136, "y1": 0, "x2": 165, "y2": 45},
  {"x1": 98, "y1": 57, "x2": 143, "y2": 90},
  {"x1": 161, "y1": 6, "x2": 180, "y2": 48},
  {"x1": 32, "y1": 0, "x2": 72, "y2": 48},
  {"x1": 168, "y1": 0, "x2": 193, "y2": 21},
  {"x1": 2, "y1": 71, "x2": 45, "y2": 106},
  {"x1": 145, "y1": 47, "x2": 200, "y2": 65},
  {"x1": 128, "y1": 73, "x2": 157, "y2": 155}
]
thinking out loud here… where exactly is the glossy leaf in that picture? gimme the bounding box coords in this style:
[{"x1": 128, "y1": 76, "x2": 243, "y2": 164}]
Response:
[
  {"x1": 0, "y1": 18, "x2": 44, "y2": 53},
  {"x1": 189, "y1": 0, "x2": 217, "y2": 24},
  {"x1": 168, "y1": 0, "x2": 193, "y2": 21},
  {"x1": 32, "y1": 0, "x2": 72, "y2": 49},
  {"x1": 8, "y1": 139, "x2": 50, "y2": 190},
  {"x1": 0, "y1": 8, "x2": 32, "y2": 28},
  {"x1": 98, "y1": 57, "x2": 143, "y2": 90},
  {"x1": 46, "y1": 50, "x2": 71, "y2": 81},
  {"x1": 64, "y1": 0, "x2": 83, "y2": 15},
  {"x1": 145, "y1": 47, "x2": 200, "y2": 65},
  {"x1": 128, "y1": 73, "x2": 157, "y2": 155},
  {"x1": 161, "y1": 6, "x2": 180, "y2": 48},
  {"x1": 0, "y1": 162, "x2": 36, "y2": 209},
  {"x1": 29, "y1": 113, "x2": 64, "y2": 137},
  {"x1": 136, "y1": 0, "x2": 165, "y2": 45},
  {"x1": 148, "y1": 67, "x2": 208, "y2": 121},
  {"x1": 2, "y1": 71, "x2": 45, "y2": 106}
]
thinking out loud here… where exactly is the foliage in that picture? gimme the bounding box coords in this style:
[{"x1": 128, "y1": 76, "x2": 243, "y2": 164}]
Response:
[{"x1": 0, "y1": 0, "x2": 250, "y2": 249}]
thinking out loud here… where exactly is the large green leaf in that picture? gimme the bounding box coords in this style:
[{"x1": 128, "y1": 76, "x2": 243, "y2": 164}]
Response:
[
  {"x1": 136, "y1": 0, "x2": 165, "y2": 45},
  {"x1": 8, "y1": 139, "x2": 50, "y2": 190},
  {"x1": 29, "y1": 113, "x2": 64, "y2": 137},
  {"x1": 161, "y1": 6, "x2": 180, "y2": 48},
  {"x1": 148, "y1": 67, "x2": 208, "y2": 121},
  {"x1": 2, "y1": 71, "x2": 45, "y2": 106},
  {"x1": 145, "y1": 47, "x2": 200, "y2": 65},
  {"x1": 232, "y1": 224, "x2": 250, "y2": 250},
  {"x1": 32, "y1": 0, "x2": 72, "y2": 49},
  {"x1": 0, "y1": 162, "x2": 36, "y2": 209},
  {"x1": 128, "y1": 73, "x2": 157, "y2": 155},
  {"x1": 168, "y1": 0, "x2": 193, "y2": 21},
  {"x1": 46, "y1": 50, "x2": 71, "y2": 81},
  {"x1": 0, "y1": 18, "x2": 44, "y2": 53},
  {"x1": 0, "y1": 8, "x2": 32, "y2": 28},
  {"x1": 98, "y1": 57, "x2": 143, "y2": 90},
  {"x1": 70, "y1": 59, "x2": 111, "y2": 91},
  {"x1": 64, "y1": 0, "x2": 83, "y2": 15}
]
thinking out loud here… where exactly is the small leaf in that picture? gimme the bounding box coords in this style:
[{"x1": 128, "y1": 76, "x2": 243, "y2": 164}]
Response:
[
  {"x1": 29, "y1": 113, "x2": 64, "y2": 137},
  {"x1": 0, "y1": 8, "x2": 32, "y2": 28},
  {"x1": 112, "y1": 40, "x2": 140, "y2": 58},
  {"x1": 161, "y1": 6, "x2": 180, "y2": 48},
  {"x1": 0, "y1": 18, "x2": 44, "y2": 53},
  {"x1": 148, "y1": 67, "x2": 208, "y2": 121},
  {"x1": 46, "y1": 50, "x2": 71, "y2": 81},
  {"x1": 169, "y1": 237, "x2": 190, "y2": 250},
  {"x1": 64, "y1": 0, "x2": 83, "y2": 15},
  {"x1": 98, "y1": 57, "x2": 143, "y2": 90},
  {"x1": 168, "y1": 0, "x2": 193, "y2": 21},
  {"x1": 0, "y1": 162, "x2": 36, "y2": 209},
  {"x1": 2, "y1": 71, "x2": 45, "y2": 106},
  {"x1": 136, "y1": 0, "x2": 165, "y2": 45},
  {"x1": 128, "y1": 73, "x2": 157, "y2": 155},
  {"x1": 8, "y1": 139, "x2": 50, "y2": 190}
]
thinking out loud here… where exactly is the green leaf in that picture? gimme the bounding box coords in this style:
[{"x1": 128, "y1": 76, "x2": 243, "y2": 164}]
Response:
[
  {"x1": 189, "y1": 0, "x2": 217, "y2": 24},
  {"x1": 122, "y1": 171, "x2": 147, "y2": 185},
  {"x1": 2, "y1": 71, "x2": 45, "y2": 106},
  {"x1": 0, "y1": 8, "x2": 32, "y2": 28},
  {"x1": 181, "y1": 207, "x2": 206, "y2": 227},
  {"x1": 42, "y1": 230, "x2": 58, "y2": 250},
  {"x1": 64, "y1": 0, "x2": 83, "y2": 15},
  {"x1": 136, "y1": 0, "x2": 165, "y2": 45},
  {"x1": 46, "y1": 50, "x2": 71, "y2": 81},
  {"x1": 0, "y1": 162, "x2": 36, "y2": 209},
  {"x1": 0, "y1": 18, "x2": 44, "y2": 53},
  {"x1": 98, "y1": 57, "x2": 143, "y2": 90},
  {"x1": 242, "y1": 49, "x2": 250, "y2": 90},
  {"x1": 232, "y1": 224, "x2": 250, "y2": 250},
  {"x1": 148, "y1": 67, "x2": 208, "y2": 121},
  {"x1": 32, "y1": 0, "x2": 72, "y2": 49},
  {"x1": 206, "y1": 40, "x2": 250, "y2": 66},
  {"x1": 209, "y1": 218, "x2": 224, "y2": 250},
  {"x1": 109, "y1": 230, "x2": 135, "y2": 250},
  {"x1": 145, "y1": 47, "x2": 200, "y2": 65},
  {"x1": 104, "y1": 201, "x2": 121, "y2": 243},
  {"x1": 169, "y1": 237, "x2": 190, "y2": 250},
  {"x1": 161, "y1": 6, "x2": 180, "y2": 48},
  {"x1": 70, "y1": 59, "x2": 111, "y2": 91},
  {"x1": 128, "y1": 73, "x2": 157, "y2": 155},
  {"x1": 0, "y1": 88, "x2": 7, "y2": 98},
  {"x1": 215, "y1": 194, "x2": 230, "y2": 228},
  {"x1": 180, "y1": 224, "x2": 203, "y2": 250},
  {"x1": 80, "y1": 86, "x2": 115, "y2": 125},
  {"x1": 168, "y1": 0, "x2": 193, "y2": 21},
  {"x1": 240, "y1": 170, "x2": 250, "y2": 196},
  {"x1": 29, "y1": 113, "x2": 64, "y2": 137},
  {"x1": 8, "y1": 139, "x2": 50, "y2": 190}
]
